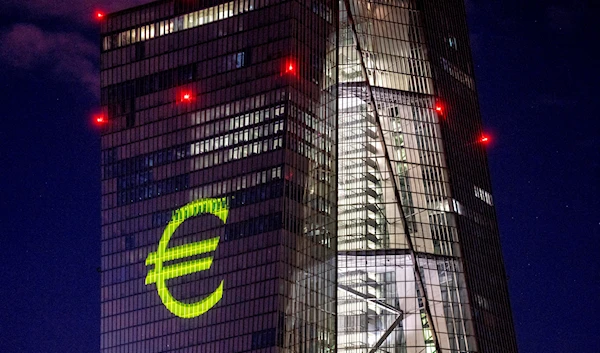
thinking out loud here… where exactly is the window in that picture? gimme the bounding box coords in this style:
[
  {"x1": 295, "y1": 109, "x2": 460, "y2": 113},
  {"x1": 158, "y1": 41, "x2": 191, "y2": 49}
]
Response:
[
  {"x1": 235, "y1": 52, "x2": 245, "y2": 68},
  {"x1": 474, "y1": 186, "x2": 494, "y2": 206},
  {"x1": 448, "y1": 37, "x2": 457, "y2": 49}
]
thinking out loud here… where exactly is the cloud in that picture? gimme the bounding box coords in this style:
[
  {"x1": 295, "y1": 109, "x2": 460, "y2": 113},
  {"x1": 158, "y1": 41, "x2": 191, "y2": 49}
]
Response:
[
  {"x1": 0, "y1": 24, "x2": 99, "y2": 97},
  {"x1": 0, "y1": 2, "x2": 151, "y2": 98},
  {"x1": 0, "y1": 0, "x2": 149, "y2": 25}
]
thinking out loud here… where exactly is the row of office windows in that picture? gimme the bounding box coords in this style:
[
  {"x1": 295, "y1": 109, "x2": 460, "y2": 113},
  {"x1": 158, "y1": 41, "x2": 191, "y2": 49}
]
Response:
[
  {"x1": 102, "y1": 211, "x2": 285, "y2": 287},
  {"x1": 101, "y1": 166, "x2": 282, "y2": 240},
  {"x1": 109, "y1": 118, "x2": 283, "y2": 188},
  {"x1": 189, "y1": 101, "x2": 285, "y2": 129},
  {"x1": 117, "y1": 174, "x2": 189, "y2": 206},
  {"x1": 441, "y1": 57, "x2": 475, "y2": 90},
  {"x1": 109, "y1": 142, "x2": 284, "y2": 206},
  {"x1": 101, "y1": 17, "x2": 294, "y2": 83},
  {"x1": 288, "y1": 102, "x2": 333, "y2": 136},
  {"x1": 103, "y1": 96, "x2": 286, "y2": 163},
  {"x1": 118, "y1": 170, "x2": 152, "y2": 190},
  {"x1": 189, "y1": 135, "x2": 283, "y2": 172},
  {"x1": 103, "y1": 120, "x2": 286, "y2": 184},
  {"x1": 100, "y1": 288, "x2": 283, "y2": 350},
  {"x1": 474, "y1": 186, "x2": 494, "y2": 206},
  {"x1": 104, "y1": 198, "x2": 317, "y2": 277},
  {"x1": 191, "y1": 120, "x2": 284, "y2": 155},
  {"x1": 100, "y1": 90, "x2": 286, "y2": 155},
  {"x1": 103, "y1": 64, "x2": 197, "y2": 105},
  {"x1": 103, "y1": 178, "x2": 302, "y2": 273},
  {"x1": 104, "y1": 208, "x2": 291, "y2": 284},
  {"x1": 102, "y1": 277, "x2": 271, "y2": 324},
  {"x1": 101, "y1": 104, "x2": 285, "y2": 180},
  {"x1": 102, "y1": 49, "x2": 249, "y2": 106},
  {"x1": 103, "y1": 143, "x2": 189, "y2": 179},
  {"x1": 103, "y1": 0, "x2": 258, "y2": 51}
]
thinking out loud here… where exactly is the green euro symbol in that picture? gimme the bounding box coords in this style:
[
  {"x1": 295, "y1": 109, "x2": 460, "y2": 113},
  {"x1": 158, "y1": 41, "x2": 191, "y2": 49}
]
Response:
[{"x1": 145, "y1": 198, "x2": 228, "y2": 318}]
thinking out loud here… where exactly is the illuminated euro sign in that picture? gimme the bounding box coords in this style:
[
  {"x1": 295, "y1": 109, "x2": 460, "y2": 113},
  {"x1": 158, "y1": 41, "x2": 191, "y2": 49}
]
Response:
[{"x1": 145, "y1": 198, "x2": 228, "y2": 318}]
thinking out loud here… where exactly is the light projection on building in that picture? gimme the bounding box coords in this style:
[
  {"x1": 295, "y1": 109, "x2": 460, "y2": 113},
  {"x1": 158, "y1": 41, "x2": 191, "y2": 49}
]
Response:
[{"x1": 145, "y1": 198, "x2": 228, "y2": 318}]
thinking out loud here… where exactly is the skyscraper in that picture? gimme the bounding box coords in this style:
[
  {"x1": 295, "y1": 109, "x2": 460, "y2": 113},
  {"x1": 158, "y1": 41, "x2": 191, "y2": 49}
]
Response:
[{"x1": 99, "y1": 1, "x2": 517, "y2": 352}]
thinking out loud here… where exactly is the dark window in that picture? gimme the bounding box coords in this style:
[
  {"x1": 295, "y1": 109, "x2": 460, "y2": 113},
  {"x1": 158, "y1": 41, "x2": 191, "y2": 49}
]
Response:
[
  {"x1": 251, "y1": 328, "x2": 276, "y2": 349},
  {"x1": 134, "y1": 42, "x2": 145, "y2": 60}
]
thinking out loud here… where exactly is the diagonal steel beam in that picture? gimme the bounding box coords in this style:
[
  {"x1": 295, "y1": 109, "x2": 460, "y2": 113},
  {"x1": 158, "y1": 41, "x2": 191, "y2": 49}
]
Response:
[
  {"x1": 368, "y1": 312, "x2": 404, "y2": 353},
  {"x1": 339, "y1": 284, "x2": 403, "y2": 315}
]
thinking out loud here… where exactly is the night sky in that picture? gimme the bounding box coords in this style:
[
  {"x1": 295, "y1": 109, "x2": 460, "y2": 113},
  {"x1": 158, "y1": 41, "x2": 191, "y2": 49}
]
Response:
[{"x1": 0, "y1": 1, "x2": 597, "y2": 352}]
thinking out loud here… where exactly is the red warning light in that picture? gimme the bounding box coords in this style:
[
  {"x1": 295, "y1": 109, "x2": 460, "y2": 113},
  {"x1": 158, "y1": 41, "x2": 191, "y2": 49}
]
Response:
[
  {"x1": 181, "y1": 92, "x2": 192, "y2": 102},
  {"x1": 480, "y1": 135, "x2": 489, "y2": 143},
  {"x1": 96, "y1": 12, "x2": 104, "y2": 19},
  {"x1": 283, "y1": 59, "x2": 297, "y2": 75},
  {"x1": 95, "y1": 114, "x2": 107, "y2": 125},
  {"x1": 434, "y1": 102, "x2": 445, "y2": 117}
]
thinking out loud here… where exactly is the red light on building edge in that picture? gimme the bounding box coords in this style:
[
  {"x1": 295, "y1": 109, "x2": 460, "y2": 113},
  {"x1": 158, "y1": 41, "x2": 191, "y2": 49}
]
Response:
[
  {"x1": 283, "y1": 59, "x2": 297, "y2": 75},
  {"x1": 96, "y1": 12, "x2": 104, "y2": 19},
  {"x1": 435, "y1": 105, "x2": 443, "y2": 112},
  {"x1": 181, "y1": 93, "x2": 192, "y2": 102},
  {"x1": 95, "y1": 115, "x2": 107, "y2": 124},
  {"x1": 480, "y1": 135, "x2": 489, "y2": 143}
]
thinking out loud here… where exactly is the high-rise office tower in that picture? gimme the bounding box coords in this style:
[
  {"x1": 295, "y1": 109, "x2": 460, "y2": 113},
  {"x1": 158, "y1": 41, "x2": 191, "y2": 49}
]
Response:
[
  {"x1": 336, "y1": 1, "x2": 517, "y2": 352},
  {"x1": 99, "y1": 1, "x2": 517, "y2": 352}
]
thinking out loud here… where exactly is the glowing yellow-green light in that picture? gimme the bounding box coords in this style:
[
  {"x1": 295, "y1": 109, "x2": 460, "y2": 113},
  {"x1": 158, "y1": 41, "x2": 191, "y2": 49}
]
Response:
[{"x1": 145, "y1": 198, "x2": 228, "y2": 318}]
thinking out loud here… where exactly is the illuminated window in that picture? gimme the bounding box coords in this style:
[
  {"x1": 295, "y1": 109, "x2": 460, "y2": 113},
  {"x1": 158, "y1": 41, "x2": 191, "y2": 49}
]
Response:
[
  {"x1": 474, "y1": 186, "x2": 494, "y2": 206},
  {"x1": 235, "y1": 52, "x2": 245, "y2": 68},
  {"x1": 102, "y1": 0, "x2": 257, "y2": 51},
  {"x1": 449, "y1": 37, "x2": 457, "y2": 49}
]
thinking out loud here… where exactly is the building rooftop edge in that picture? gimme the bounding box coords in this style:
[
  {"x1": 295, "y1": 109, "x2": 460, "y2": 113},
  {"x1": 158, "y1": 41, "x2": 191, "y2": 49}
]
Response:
[{"x1": 104, "y1": 0, "x2": 171, "y2": 19}]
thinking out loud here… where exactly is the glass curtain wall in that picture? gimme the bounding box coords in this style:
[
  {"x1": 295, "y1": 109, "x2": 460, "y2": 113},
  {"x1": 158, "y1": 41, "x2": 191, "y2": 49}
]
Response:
[
  {"x1": 337, "y1": 1, "x2": 476, "y2": 352},
  {"x1": 278, "y1": 0, "x2": 338, "y2": 351},
  {"x1": 416, "y1": 1, "x2": 519, "y2": 351},
  {"x1": 100, "y1": 0, "x2": 337, "y2": 351}
]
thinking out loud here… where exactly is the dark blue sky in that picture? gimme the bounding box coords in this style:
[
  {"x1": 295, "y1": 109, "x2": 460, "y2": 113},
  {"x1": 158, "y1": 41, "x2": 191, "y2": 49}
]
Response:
[{"x1": 0, "y1": 1, "x2": 597, "y2": 352}]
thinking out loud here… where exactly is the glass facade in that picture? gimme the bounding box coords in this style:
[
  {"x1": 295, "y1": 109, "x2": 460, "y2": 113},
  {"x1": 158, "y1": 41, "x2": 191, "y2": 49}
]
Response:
[
  {"x1": 337, "y1": 1, "x2": 472, "y2": 352},
  {"x1": 100, "y1": 0, "x2": 336, "y2": 351},
  {"x1": 336, "y1": 1, "x2": 517, "y2": 352},
  {"x1": 100, "y1": 0, "x2": 517, "y2": 352}
]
